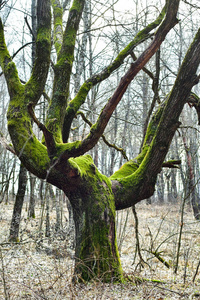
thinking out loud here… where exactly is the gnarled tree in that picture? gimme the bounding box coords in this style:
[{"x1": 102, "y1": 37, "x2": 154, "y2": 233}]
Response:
[{"x1": 1, "y1": 0, "x2": 200, "y2": 282}]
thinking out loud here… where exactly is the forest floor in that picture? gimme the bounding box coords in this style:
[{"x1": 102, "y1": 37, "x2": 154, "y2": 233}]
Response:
[{"x1": 0, "y1": 199, "x2": 200, "y2": 299}]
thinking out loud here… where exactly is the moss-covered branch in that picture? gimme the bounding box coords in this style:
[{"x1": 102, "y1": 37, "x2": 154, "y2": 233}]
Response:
[
  {"x1": 0, "y1": 18, "x2": 23, "y2": 97},
  {"x1": 24, "y1": 0, "x2": 51, "y2": 106},
  {"x1": 62, "y1": 3, "x2": 167, "y2": 142},
  {"x1": 27, "y1": 103, "x2": 57, "y2": 158},
  {"x1": 46, "y1": 0, "x2": 85, "y2": 143},
  {"x1": 2, "y1": 0, "x2": 52, "y2": 179},
  {"x1": 109, "y1": 102, "x2": 166, "y2": 181},
  {"x1": 162, "y1": 160, "x2": 181, "y2": 168},
  {"x1": 112, "y1": 25, "x2": 200, "y2": 210},
  {"x1": 51, "y1": 0, "x2": 63, "y2": 55},
  {"x1": 58, "y1": 0, "x2": 179, "y2": 160}
]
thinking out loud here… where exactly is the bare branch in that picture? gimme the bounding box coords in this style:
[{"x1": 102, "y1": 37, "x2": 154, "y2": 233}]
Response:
[
  {"x1": 162, "y1": 160, "x2": 181, "y2": 168},
  {"x1": 0, "y1": 131, "x2": 16, "y2": 155},
  {"x1": 182, "y1": 0, "x2": 200, "y2": 9},
  {"x1": 0, "y1": 0, "x2": 8, "y2": 10},
  {"x1": 77, "y1": 111, "x2": 128, "y2": 160},
  {"x1": 24, "y1": 16, "x2": 36, "y2": 39},
  {"x1": 62, "y1": 0, "x2": 70, "y2": 9}
]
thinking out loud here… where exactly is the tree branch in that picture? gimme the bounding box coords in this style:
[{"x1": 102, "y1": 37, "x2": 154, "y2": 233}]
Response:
[
  {"x1": 24, "y1": 0, "x2": 51, "y2": 106},
  {"x1": 46, "y1": 0, "x2": 85, "y2": 143},
  {"x1": 112, "y1": 23, "x2": 200, "y2": 210},
  {"x1": 77, "y1": 111, "x2": 128, "y2": 160},
  {"x1": 27, "y1": 103, "x2": 57, "y2": 158},
  {"x1": 63, "y1": 4, "x2": 167, "y2": 142},
  {"x1": 62, "y1": 0, "x2": 70, "y2": 9},
  {"x1": 60, "y1": 0, "x2": 180, "y2": 160},
  {"x1": 25, "y1": 16, "x2": 36, "y2": 39},
  {"x1": 162, "y1": 160, "x2": 181, "y2": 168},
  {"x1": 187, "y1": 92, "x2": 200, "y2": 124},
  {"x1": 0, "y1": 131, "x2": 16, "y2": 155},
  {"x1": 0, "y1": 1, "x2": 51, "y2": 180},
  {"x1": 0, "y1": 18, "x2": 23, "y2": 96},
  {"x1": 51, "y1": 0, "x2": 63, "y2": 55}
]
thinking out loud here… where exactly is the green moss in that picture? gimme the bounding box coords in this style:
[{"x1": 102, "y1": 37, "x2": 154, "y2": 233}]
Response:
[
  {"x1": 55, "y1": 140, "x2": 81, "y2": 157},
  {"x1": 78, "y1": 218, "x2": 124, "y2": 282},
  {"x1": 109, "y1": 109, "x2": 166, "y2": 181},
  {"x1": 51, "y1": 0, "x2": 63, "y2": 18},
  {"x1": 109, "y1": 105, "x2": 166, "y2": 205},
  {"x1": 23, "y1": 18, "x2": 51, "y2": 106},
  {"x1": 69, "y1": 81, "x2": 93, "y2": 109},
  {"x1": 110, "y1": 160, "x2": 139, "y2": 180},
  {"x1": 66, "y1": 154, "x2": 123, "y2": 282},
  {"x1": 5, "y1": 63, "x2": 23, "y2": 94},
  {"x1": 51, "y1": 0, "x2": 63, "y2": 54},
  {"x1": 0, "y1": 26, "x2": 23, "y2": 96},
  {"x1": 9, "y1": 236, "x2": 20, "y2": 243},
  {"x1": 0, "y1": 19, "x2": 11, "y2": 66},
  {"x1": 7, "y1": 99, "x2": 50, "y2": 177},
  {"x1": 36, "y1": 26, "x2": 51, "y2": 60},
  {"x1": 135, "y1": 104, "x2": 165, "y2": 165},
  {"x1": 70, "y1": 0, "x2": 83, "y2": 13}
]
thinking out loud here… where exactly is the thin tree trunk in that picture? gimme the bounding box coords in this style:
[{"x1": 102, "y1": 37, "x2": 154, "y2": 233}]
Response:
[
  {"x1": 45, "y1": 184, "x2": 50, "y2": 237},
  {"x1": 182, "y1": 132, "x2": 200, "y2": 219},
  {"x1": 28, "y1": 173, "x2": 36, "y2": 218},
  {"x1": 157, "y1": 173, "x2": 165, "y2": 203},
  {"x1": 55, "y1": 188, "x2": 61, "y2": 232},
  {"x1": 9, "y1": 163, "x2": 27, "y2": 242}
]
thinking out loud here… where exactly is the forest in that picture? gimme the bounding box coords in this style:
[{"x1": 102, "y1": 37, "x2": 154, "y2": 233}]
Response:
[{"x1": 1, "y1": 0, "x2": 200, "y2": 298}]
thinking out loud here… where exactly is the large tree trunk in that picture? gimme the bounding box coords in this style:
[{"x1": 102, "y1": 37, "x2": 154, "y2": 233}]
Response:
[{"x1": 63, "y1": 156, "x2": 123, "y2": 282}]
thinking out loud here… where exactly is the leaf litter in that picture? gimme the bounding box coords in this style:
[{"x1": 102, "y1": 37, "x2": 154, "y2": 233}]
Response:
[{"x1": 0, "y1": 200, "x2": 200, "y2": 299}]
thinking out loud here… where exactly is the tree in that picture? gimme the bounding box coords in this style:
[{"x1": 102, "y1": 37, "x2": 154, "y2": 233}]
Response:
[
  {"x1": 9, "y1": 0, "x2": 37, "y2": 241},
  {"x1": 1, "y1": 0, "x2": 200, "y2": 282}
]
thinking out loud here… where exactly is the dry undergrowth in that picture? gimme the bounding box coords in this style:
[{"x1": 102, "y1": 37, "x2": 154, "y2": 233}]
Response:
[{"x1": 0, "y1": 200, "x2": 200, "y2": 299}]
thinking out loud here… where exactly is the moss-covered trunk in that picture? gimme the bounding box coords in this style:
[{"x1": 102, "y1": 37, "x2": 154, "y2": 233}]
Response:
[{"x1": 63, "y1": 156, "x2": 123, "y2": 282}]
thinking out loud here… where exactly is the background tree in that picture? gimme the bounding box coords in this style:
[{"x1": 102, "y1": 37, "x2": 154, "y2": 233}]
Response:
[{"x1": 9, "y1": 0, "x2": 37, "y2": 241}]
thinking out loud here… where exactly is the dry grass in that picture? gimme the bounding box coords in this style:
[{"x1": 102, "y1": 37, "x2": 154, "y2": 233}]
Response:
[{"x1": 0, "y1": 200, "x2": 200, "y2": 299}]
